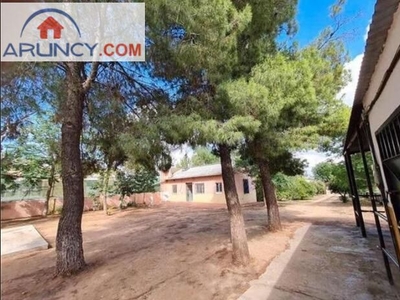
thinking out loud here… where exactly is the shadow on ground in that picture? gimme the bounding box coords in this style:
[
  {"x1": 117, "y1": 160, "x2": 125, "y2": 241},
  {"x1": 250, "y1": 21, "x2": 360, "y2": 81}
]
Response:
[
  {"x1": 2, "y1": 196, "x2": 399, "y2": 300},
  {"x1": 241, "y1": 197, "x2": 400, "y2": 300}
]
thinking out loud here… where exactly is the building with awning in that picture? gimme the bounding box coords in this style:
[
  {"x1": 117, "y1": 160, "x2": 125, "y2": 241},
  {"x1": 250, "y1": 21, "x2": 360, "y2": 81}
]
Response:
[{"x1": 343, "y1": 0, "x2": 400, "y2": 285}]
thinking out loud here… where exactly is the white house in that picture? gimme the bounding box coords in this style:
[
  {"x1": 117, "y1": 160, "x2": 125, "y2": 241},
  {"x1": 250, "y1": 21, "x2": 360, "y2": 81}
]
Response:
[{"x1": 343, "y1": 0, "x2": 400, "y2": 284}]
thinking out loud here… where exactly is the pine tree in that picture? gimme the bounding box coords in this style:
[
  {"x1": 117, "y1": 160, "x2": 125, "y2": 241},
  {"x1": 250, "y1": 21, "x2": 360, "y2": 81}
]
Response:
[
  {"x1": 191, "y1": 147, "x2": 219, "y2": 166},
  {"x1": 132, "y1": 167, "x2": 158, "y2": 193},
  {"x1": 146, "y1": 0, "x2": 298, "y2": 265},
  {"x1": 221, "y1": 41, "x2": 348, "y2": 230},
  {"x1": 55, "y1": 61, "x2": 99, "y2": 275}
]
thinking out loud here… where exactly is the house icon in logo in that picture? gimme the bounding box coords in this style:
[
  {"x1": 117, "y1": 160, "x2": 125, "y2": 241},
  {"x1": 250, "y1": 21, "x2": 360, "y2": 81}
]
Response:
[{"x1": 37, "y1": 16, "x2": 64, "y2": 39}]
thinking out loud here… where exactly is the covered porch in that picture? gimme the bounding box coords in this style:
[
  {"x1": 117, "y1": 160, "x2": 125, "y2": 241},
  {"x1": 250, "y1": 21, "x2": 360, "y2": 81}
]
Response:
[{"x1": 344, "y1": 118, "x2": 400, "y2": 285}]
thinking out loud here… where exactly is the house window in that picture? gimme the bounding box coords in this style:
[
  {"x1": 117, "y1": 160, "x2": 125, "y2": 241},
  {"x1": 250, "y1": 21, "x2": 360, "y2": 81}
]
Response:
[
  {"x1": 195, "y1": 183, "x2": 205, "y2": 194},
  {"x1": 243, "y1": 179, "x2": 249, "y2": 194},
  {"x1": 216, "y1": 182, "x2": 223, "y2": 193},
  {"x1": 172, "y1": 184, "x2": 177, "y2": 194}
]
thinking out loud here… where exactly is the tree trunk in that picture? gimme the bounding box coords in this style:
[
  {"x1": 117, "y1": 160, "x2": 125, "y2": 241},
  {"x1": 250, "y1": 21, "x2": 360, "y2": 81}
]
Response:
[
  {"x1": 219, "y1": 144, "x2": 250, "y2": 266},
  {"x1": 258, "y1": 159, "x2": 282, "y2": 231},
  {"x1": 55, "y1": 62, "x2": 86, "y2": 275},
  {"x1": 45, "y1": 163, "x2": 56, "y2": 216},
  {"x1": 53, "y1": 197, "x2": 57, "y2": 214},
  {"x1": 119, "y1": 194, "x2": 124, "y2": 210},
  {"x1": 103, "y1": 168, "x2": 111, "y2": 215}
]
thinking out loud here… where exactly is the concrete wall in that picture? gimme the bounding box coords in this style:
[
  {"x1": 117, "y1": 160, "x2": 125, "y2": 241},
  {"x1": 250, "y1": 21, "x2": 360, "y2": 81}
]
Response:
[
  {"x1": 161, "y1": 175, "x2": 225, "y2": 203},
  {"x1": 1, "y1": 192, "x2": 161, "y2": 221},
  {"x1": 1, "y1": 199, "x2": 47, "y2": 220},
  {"x1": 160, "y1": 173, "x2": 257, "y2": 204},
  {"x1": 234, "y1": 172, "x2": 257, "y2": 204},
  {"x1": 1, "y1": 198, "x2": 95, "y2": 220},
  {"x1": 356, "y1": 5, "x2": 400, "y2": 259},
  {"x1": 365, "y1": 6, "x2": 400, "y2": 193}
]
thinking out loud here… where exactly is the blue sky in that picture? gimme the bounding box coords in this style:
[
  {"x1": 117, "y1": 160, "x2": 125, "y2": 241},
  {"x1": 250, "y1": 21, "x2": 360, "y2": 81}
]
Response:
[{"x1": 295, "y1": 0, "x2": 375, "y2": 59}]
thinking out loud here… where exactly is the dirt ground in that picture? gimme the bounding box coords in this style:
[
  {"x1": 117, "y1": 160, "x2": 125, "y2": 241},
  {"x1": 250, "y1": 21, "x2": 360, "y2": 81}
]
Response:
[{"x1": 1, "y1": 195, "x2": 399, "y2": 300}]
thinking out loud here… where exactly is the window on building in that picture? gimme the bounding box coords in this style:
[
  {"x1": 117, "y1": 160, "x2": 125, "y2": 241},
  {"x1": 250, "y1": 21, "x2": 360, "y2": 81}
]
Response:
[
  {"x1": 375, "y1": 110, "x2": 400, "y2": 221},
  {"x1": 172, "y1": 184, "x2": 177, "y2": 194},
  {"x1": 216, "y1": 182, "x2": 223, "y2": 193},
  {"x1": 195, "y1": 183, "x2": 205, "y2": 194},
  {"x1": 243, "y1": 179, "x2": 249, "y2": 194},
  {"x1": 376, "y1": 111, "x2": 400, "y2": 181}
]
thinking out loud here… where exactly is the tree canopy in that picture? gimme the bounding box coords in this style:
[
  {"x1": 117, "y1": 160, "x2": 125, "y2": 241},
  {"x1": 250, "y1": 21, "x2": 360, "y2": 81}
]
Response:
[
  {"x1": 176, "y1": 147, "x2": 219, "y2": 169},
  {"x1": 313, "y1": 154, "x2": 375, "y2": 201},
  {"x1": 1, "y1": 0, "x2": 354, "y2": 273}
]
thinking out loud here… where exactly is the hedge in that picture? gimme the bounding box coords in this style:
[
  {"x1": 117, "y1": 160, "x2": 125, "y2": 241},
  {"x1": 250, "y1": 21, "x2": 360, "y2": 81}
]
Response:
[{"x1": 272, "y1": 173, "x2": 326, "y2": 201}]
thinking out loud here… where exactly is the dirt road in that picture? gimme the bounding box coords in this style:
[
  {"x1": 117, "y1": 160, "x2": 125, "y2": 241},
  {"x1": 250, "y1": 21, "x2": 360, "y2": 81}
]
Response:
[{"x1": 1, "y1": 195, "x2": 398, "y2": 300}]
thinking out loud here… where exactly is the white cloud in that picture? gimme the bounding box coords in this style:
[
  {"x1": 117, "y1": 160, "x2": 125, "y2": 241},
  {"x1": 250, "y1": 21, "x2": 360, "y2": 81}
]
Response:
[
  {"x1": 364, "y1": 19, "x2": 371, "y2": 41},
  {"x1": 170, "y1": 144, "x2": 193, "y2": 165},
  {"x1": 338, "y1": 21, "x2": 371, "y2": 107},
  {"x1": 294, "y1": 150, "x2": 343, "y2": 178},
  {"x1": 294, "y1": 150, "x2": 329, "y2": 177},
  {"x1": 364, "y1": 24, "x2": 370, "y2": 41},
  {"x1": 338, "y1": 53, "x2": 364, "y2": 107}
]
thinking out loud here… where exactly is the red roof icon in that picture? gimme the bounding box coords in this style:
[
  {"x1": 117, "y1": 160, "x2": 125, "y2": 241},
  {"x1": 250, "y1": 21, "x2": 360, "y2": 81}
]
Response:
[{"x1": 37, "y1": 16, "x2": 64, "y2": 39}]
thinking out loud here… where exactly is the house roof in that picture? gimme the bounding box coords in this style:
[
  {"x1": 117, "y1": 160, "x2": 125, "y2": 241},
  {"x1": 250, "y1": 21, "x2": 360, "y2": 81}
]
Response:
[
  {"x1": 168, "y1": 164, "x2": 222, "y2": 180},
  {"x1": 344, "y1": 0, "x2": 400, "y2": 153}
]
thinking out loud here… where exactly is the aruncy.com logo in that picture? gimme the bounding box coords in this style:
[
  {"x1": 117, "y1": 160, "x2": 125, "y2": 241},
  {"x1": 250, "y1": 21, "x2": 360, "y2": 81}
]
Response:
[{"x1": 1, "y1": 3, "x2": 145, "y2": 62}]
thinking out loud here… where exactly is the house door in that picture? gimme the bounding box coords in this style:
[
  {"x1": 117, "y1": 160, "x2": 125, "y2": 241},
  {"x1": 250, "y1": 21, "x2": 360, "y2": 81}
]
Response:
[{"x1": 186, "y1": 183, "x2": 193, "y2": 202}]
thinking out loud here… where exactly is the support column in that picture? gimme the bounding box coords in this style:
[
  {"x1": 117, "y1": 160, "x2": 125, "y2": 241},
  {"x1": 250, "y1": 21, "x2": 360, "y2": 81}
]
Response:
[
  {"x1": 359, "y1": 127, "x2": 393, "y2": 284},
  {"x1": 345, "y1": 154, "x2": 359, "y2": 227},
  {"x1": 347, "y1": 151, "x2": 367, "y2": 238}
]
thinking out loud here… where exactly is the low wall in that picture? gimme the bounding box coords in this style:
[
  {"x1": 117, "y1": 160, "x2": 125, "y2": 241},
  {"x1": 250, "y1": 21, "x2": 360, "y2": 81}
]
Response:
[
  {"x1": 97, "y1": 193, "x2": 163, "y2": 208},
  {"x1": 1, "y1": 199, "x2": 47, "y2": 220},
  {"x1": 1, "y1": 192, "x2": 162, "y2": 221}
]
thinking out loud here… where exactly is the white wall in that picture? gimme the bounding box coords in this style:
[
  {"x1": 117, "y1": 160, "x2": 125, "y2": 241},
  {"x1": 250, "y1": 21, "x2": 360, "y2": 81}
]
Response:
[
  {"x1": 364, "y1": 6, "x2": 400, "y2": 109},
  {"x1": 366, "y1": 6, "x2": 400, "y2": 193}
]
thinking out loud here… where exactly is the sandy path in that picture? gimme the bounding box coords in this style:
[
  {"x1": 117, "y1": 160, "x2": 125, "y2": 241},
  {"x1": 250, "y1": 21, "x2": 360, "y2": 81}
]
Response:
[{"x1": 1, "y1": 195, "x2": 383, "y2": 300}]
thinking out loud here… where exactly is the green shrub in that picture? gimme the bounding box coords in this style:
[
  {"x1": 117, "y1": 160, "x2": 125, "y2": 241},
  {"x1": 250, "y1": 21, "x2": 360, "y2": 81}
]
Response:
[
  {"x1": 313, "y1": 181, "x2": 326, "y2": 195},
  {"x1": 273, "y1": 173, "x2": 320, "y2": 201},
  {"x1": 273, "y1": 173, "x2": 295, "y2": 201},
  {"x1": 291, "y1": 176, "x2": 317, "y2": 200}
]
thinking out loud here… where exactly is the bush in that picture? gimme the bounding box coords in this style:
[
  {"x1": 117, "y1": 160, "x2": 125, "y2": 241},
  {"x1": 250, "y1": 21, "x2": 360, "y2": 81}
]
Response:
[
  {"x1": 273, "y1": 173, "x2": 318, "y2": 201},
  {"x1": 273, "y1": 173, "x2": 296, "y2": 201},
  {"x1": 291, "y1": 176, "x2": 317, "y2": 200},
  {"x1": 313, "y1": 181, "x2": 326, "y2": 195}
]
